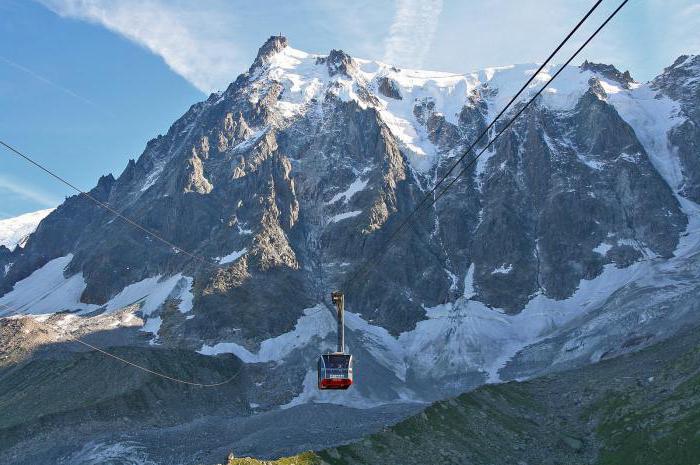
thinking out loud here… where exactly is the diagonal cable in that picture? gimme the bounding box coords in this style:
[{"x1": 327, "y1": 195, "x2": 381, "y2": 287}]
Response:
[
  {"x1": 0, "y1": 139, "x2": 220, "y2": 269},
  {"x1": 345, "y1": 0, "x2": 628, "y2": 288}
]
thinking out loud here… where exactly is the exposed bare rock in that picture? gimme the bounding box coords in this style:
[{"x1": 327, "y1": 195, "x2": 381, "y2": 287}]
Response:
[
  {"x1": 378, "y1": 76, "x2": 402, "y2": 100},
  {"x1": 581, "y1": 60, "x2": 635, "y2": 88},
  {"x1": 183, "y1": 150, "x2": 213, "y2": 194}
]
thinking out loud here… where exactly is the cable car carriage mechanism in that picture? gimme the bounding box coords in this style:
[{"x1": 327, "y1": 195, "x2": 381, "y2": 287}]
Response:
[{"x1": 317, "y1": 291, "x2": 353, "y2": 390}]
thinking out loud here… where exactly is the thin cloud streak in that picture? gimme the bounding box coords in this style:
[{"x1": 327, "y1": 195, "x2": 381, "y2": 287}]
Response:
[
  {"x1": 0, "y1": 55, "x2": 104, "y2": 112},
  {"x1": 0, "y1": 174, "x2": 61, "y2": 208},
  {"x1": 383, "y1": 0, "x2": 443, "y2": 68},
  {"x1": 674, "y1": 2, "x2": 700, "y2": 55},
  {"x1": 39, "y1": 0, "x2": 241, "y2": 93}
]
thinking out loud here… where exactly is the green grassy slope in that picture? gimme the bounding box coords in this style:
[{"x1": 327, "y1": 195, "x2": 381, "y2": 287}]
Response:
[{"x1": 226, "y1": 451, "x2": 321, "y2": 465}]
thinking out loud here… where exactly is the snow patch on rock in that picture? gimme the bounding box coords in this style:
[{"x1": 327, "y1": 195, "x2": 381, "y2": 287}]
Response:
[
  {"x1": 329, "y1": 210, "x2": 362, "y2": 223},
  {"x1": 198, "y1": 305, "x2": 335, "y2": 363},
  {"x1": 0, "y1": 262, "x2": 194, "y2": 342},
  {"x1": 217, "y1": 248, "x2": 247, "y2": 264},
  {"x1": 593, "y1": 242, "x2": 613, "y2": 255},
  {"x1": 0, "y1": 255, "x2": 96, "y2": 316},
  {"x1": 326, "y1": 177, "x2": 368, "y2": 204},
  {"x1": 491, "y1": 264, "x2": 513, "y2": 275}
]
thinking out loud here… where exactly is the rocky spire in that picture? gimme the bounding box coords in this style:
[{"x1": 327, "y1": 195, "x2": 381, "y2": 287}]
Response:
[
  {"x1": 316, "y1": 49, "x2": 355, "y2": 77},
  {"x1": 580, "y1": 60, "x2": 634, "y2": 88},
  {"x1": 250, "y1": 35, "x2": 288, "y2": 71}
]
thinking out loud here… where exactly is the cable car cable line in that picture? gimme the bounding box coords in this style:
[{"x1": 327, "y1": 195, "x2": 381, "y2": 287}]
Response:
[
  {"x1": 0, "y1": 140, "x2": 223, "y2": 271},
  {"x1": 318, "y1": 0, "x2": 626, "y2": 389},
  {"x1": 0, "y1": 138, "x2": 274, "y2": 387},
  {"x1": 343, "y1": 0, "x2": 605, "y2": 287},
  {"x1": 0, "y1": 0, "x2": 606, "y2": 280},
  {"x1": 0, "y1": 0, "x2": 628, "y2": 390},
  {"x1": 0, "y1": 284, "x2": 244, "y2": 387},
  {"x1": 343, "y1": 0, "x2": 627, "y2": 289},
  {"x1": 0, "y1": 143, "x2": 248, "y2": 386},
  {"x1": 424, "y1": 0, "x2": 629, "y2": 235},
  {"x1": 57, "y1": 329, "x2": 244, "y2": 387}
]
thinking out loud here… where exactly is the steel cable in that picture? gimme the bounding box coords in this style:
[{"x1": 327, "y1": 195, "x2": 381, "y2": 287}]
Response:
[{"x1": 343, "y1": 0, "x2": 627, "y2": 288}]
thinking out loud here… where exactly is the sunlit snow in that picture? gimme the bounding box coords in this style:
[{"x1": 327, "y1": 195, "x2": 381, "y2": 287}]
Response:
[
  {"x1": 217, "y1": 248, "x2": 247, "y2": 264},
  {"x1": 326, "y1": 177, "x2": 368, "y2": 204},
  {"x1": 199, "y1": 305, "x2": 335, "y2": 363},
  {"x1": 0, "y1": 255, "x2": 97, "y2": 316},
  {"x1": 0, "y1": 208, "x2": 54, "y2": 250},
  {"x1": 329, "y1": 210, "x2": 362, "y2": 223}
]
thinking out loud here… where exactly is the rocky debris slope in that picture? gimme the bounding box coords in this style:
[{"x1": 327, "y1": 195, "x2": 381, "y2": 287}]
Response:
[
  {"x1": 0, "y1": 344, "x2": 248, "y2": 459},
  {"x1": 225, "y1": 452, "x2": 320, "y2": 465},
  {"x1": 275, "y1": 324, "x2": 700, "y2": 465},
  {"x1": 0, "y1": 307, "x2": 143, "y2": 366},
  {"x1": 0, "y1": 37, "x2": 699, "y2": 409},
  {"x1": 0, "y1": 344, "x2": 420, "y2": 465}
]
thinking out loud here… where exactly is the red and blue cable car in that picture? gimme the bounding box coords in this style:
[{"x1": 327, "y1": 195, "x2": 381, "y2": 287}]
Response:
[{"x1": 317, "y1": 291, "x2": 353, "y2": 390}]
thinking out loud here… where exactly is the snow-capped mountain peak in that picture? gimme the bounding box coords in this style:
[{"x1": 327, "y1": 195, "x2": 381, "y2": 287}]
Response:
[
  {"x1": 0, "y1": 208, "x2": 54, "y2": 251},
  {"x1": 244, "y1": 41, "x2": 658, "y2": 177},
  {"x1": 2, "y1": 36, "x2": 700, "y2": 408}
]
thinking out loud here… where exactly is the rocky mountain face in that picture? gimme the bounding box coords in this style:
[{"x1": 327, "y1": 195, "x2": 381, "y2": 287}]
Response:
[
  {"x1": 1, "y1": 36, "x2": 699, "y2": 452},
  {"x1": 656, "y1": 55, "x2": 700, "y2": 202}
]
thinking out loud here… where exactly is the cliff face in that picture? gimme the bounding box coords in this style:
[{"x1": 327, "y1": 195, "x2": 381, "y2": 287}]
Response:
[{"x1": 1, "y1": 38, "x2": 699, "y2": 409}]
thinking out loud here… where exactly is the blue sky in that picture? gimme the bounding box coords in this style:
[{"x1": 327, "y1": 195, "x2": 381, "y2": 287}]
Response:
[{"x1": 0, "y1": 0, "x2": 698, "y2": 218}]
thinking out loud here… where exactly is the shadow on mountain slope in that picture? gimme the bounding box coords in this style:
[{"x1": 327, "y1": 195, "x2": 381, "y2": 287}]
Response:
[
  {"x1": 229, "y1": 324, "x2": 700, "y2": 465},
  {"x1": 0, "y1": 331, "x2": 422, "y2": 465}
]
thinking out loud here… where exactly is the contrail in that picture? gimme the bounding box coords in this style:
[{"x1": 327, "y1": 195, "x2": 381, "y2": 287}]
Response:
[
  {"x1": 0, "y1": 174, "x2": 60, "y2": 208},
  {"x1": 0, "y1": 55, "x2": 110, "y2": 115}
]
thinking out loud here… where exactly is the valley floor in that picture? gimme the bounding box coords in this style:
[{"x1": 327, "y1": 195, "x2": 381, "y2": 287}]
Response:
[
  {"x1": 231, "y1": 323, "x2": 700, "y2": 465},
  {"x1": 0, "y1": 340, "x2": 421, "y2": 465},
  {"x1": 1, "y1": 402, "x2": 421, "y2": 464}
]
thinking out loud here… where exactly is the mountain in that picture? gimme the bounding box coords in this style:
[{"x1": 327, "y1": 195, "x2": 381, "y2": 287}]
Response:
[{"x1": 0, "y1": 36, "x2": 699, "y2": 462}]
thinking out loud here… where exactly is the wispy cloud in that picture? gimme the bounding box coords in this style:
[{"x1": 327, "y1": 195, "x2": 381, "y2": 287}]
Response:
[
  {"x1": 674, "y1": 2, "x2": 700, "y2": 53},
  {"x1": 0, "y1": 55, "x2": 104, "y2": 112},
  {"x1": 0, "y1": 174, "x2": 60, "y2": 208},
  {"x1": 30, "y1": 0, "x2": 700, "y2": 94},
  {"x1": 383, "y1": 0, "x2": 443, "y2": 68},
  {"x1": 38, "y1": 0, "x2": 241, "y2": 93}
]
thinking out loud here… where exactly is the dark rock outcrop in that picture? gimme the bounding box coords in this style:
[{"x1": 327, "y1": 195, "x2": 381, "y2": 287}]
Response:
[
  {"x1": 581, "y1": 60, "x2": 635, "y2": 88},
  {"x1": 378, "y1": 77, "x2": 402, "y2": 100}
]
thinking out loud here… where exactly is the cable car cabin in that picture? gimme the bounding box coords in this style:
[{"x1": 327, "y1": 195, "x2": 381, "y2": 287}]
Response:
[
  {"x1": 318, "y1": 353, "x2": 353, "y2": 390},
  {"x1": 318, "y1": 291, "x2": 353, "y2": 390}
]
